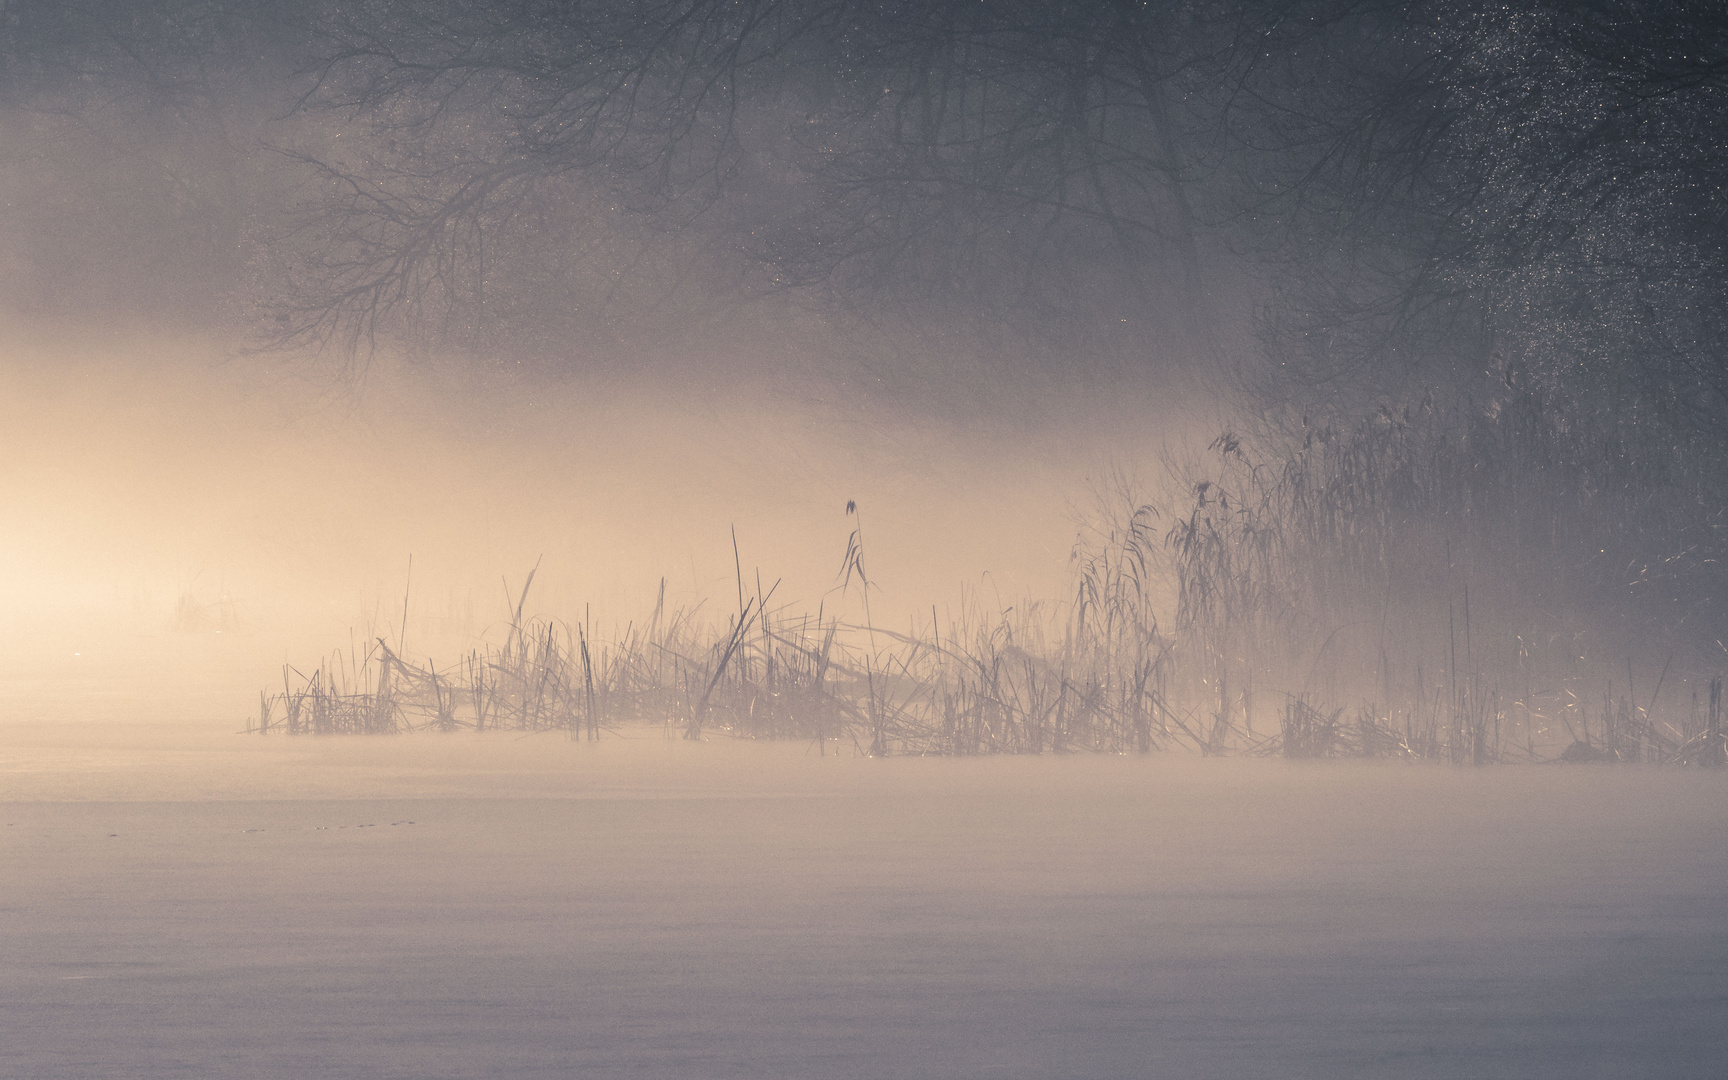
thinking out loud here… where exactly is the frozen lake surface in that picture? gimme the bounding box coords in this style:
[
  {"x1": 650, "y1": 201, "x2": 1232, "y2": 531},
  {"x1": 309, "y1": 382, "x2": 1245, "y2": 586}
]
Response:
[{"x1": 4, "y1": 724, "x2": 1725, "y2": 1079}]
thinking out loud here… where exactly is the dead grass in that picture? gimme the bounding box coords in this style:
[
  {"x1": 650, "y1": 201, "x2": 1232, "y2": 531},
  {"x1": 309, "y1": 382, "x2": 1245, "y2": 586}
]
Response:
[{"x1": 259, "y1": 395, "x2": 1727, "y2": 765}]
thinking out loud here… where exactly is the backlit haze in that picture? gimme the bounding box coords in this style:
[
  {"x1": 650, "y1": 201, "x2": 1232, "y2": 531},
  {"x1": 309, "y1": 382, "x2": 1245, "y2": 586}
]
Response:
[{"x1": 0, "y1": 318, "x2": 1215, "y2": 726}]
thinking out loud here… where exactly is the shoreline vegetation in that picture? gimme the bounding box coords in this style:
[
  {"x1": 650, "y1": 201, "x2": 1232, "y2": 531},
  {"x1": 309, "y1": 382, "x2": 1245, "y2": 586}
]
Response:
[
  {"x1": 252, "y1": 609, "x2": 1727, "y2": 766},
  {"x1": 260, "y1": 409, "x2": 1728, "y2": 768}
]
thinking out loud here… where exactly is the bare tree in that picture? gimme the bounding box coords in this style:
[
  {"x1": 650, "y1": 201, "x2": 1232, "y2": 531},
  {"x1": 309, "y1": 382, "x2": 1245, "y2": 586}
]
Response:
[
  {"x1": 1236, "y1": 0, "x2": 1728, "y2": 436},
  {"x1": 262, "y1": 0, "x2": 1266, "y2": 364}
]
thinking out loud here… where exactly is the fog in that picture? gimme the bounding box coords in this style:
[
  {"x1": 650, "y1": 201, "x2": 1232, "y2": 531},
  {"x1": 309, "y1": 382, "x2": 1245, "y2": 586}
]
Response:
[
  {"x1": 2, "y1": 320, "x2": 1213, "y2": 728},
  {"x1": 4, "y1": 2, "x2": 1727, "y2": 1076},
  {"x1": 7, "y1": 723, "x2": 1727, "y2": 1079}
]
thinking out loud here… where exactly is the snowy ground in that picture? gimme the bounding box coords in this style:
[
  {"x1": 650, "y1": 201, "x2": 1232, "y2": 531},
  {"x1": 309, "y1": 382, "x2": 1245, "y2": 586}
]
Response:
[{"x1": 4, "y1": 723, "x2": 1725, "y2": 1079}]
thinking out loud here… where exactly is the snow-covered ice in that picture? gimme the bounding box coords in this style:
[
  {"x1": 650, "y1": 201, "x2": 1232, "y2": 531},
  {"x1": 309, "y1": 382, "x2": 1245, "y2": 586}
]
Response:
[{"x1": 4, "y1": 724, "x2": 1725, "y2": 1079}]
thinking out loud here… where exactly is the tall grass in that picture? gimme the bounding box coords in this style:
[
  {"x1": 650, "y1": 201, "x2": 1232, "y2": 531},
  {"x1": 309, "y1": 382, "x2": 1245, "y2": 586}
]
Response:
[
  {"x1": 256, "y1": 572, "x2": 1184, "y2": 755},
  {"x1": 259, "y1": 393, "x2": 1726, "y2": 764},
  {"x1": 1149, "y1": 386, "x2": 1727, "y2": 764}
]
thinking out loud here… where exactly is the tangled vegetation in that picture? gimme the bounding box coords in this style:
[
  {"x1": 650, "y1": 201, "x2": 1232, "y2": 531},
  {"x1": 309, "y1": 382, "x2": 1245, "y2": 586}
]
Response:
[{"x1": 261, "y1": 408, "x2": 1728, "y2": 766}]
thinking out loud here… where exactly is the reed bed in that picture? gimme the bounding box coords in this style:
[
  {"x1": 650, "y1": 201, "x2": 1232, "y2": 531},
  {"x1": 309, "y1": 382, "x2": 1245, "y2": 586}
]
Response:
[
  {"x1": 255, "y1": 583, "x2": 1185, "y2": 756},
  {"x1": 255, "y1": 569, "x2": 1725, "y2": 765},
  {"x1": 259, "y1": 398, "x2": 1728, "y2": 766}
]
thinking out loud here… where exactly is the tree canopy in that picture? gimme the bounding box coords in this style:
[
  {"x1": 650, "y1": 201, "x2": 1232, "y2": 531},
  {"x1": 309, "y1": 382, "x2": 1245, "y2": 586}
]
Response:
[{"x1": 1, "y1": 0, "x2": 1725, "y2": 429}]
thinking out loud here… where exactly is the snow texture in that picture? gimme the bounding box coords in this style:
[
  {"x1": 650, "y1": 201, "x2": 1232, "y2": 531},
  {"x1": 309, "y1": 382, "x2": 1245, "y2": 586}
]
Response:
[{"x1": 3, "y1": 726, "x2": 1725, "y2": 1079}]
